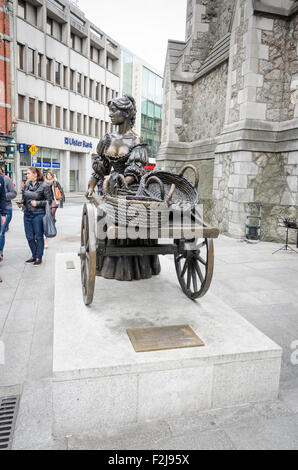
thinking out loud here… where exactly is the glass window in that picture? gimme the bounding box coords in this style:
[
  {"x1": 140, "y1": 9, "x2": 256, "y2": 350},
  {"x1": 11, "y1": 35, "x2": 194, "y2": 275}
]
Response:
[
  {"x1": 47, "y1": 104, "x2": 52, "y2": 126},
  {"x1": 38, "y1": 53, "x2": 43, "y2": 77},
  {"x1": 77, "y1": 73, "x2": 81, "y2": 93},
  {"x1": 55, "y1": 62, "x2": 61, "y2": 85},
  {"x1": 96, "y1": 82, "x2": 100, "y2": 101},
  {"x1": 84, "y1": 77, "x2": 88, "y2": 95},
  {"x1": 46, "y1": 58, "x2": 52, "y2": 81},
  {"x1": 122, "y1": 51, "x2": 133, "y2": 95},
  {"x1": 70, "y1": 111, "x2": 74, "y2": 131},
  {"x1": 107, "y1": 56, "x2": 113, "y2": 72},
  {"x1": 101, "y1": 85, "x2": 105, "y2": 103},
  {"x1": 47, "y1": 17, "x2": 53, "y2": 35},
  {"x1": 89, "y1": 117, "x2": 93, "y2": 136},
  {"x1": 63, "y1": 109, "x2": 67, "y2": 130},
  {"x1": 38, "y1": 101, "x2": 43, "y2": 124},
  {"x1": 18, "y1": 94, "x2": 25, "y2": 120},
  {"x1": 89, "y1": 80, "x2": 94, "y2": 99},
  {"x1": 142, "y1": 67, "x2": 149, "y2": 98},
  {"x1": 70, "y1": 69, "x2": 74, "y2": 91},
  {"x1": 20, "y1": 151, "x2": 31, "y2": 168},
  {"x1": 17, "y1": 43, "x2": 24, "y2": 70},
  {"x1": 63, "y1": 66, "x2": 68, "y2": 87},
  {"x1": 29, "y1": 98, "x2": 35, "y2": 122},
  {"x1": 83, "y1": 115, "x2": 87, "y2": 134},
  {"x1": 77, "y1": 113, "x2": 81, "y2": 133},
  {"x1": 95, "y1": 119, "x2": 99, "y2": 137},
  {"x1": 28, "y1": 48, "x2": 34, "y2": 74},
  {"x1": 56, "y1": 106, "x2": 61, "y2": 128},
  {"x1": 71, "y1": 33, "x2": 75, "y2": 49},
  {"x1": 18, "y1": 0, "x2": 26, "y2": 19}
]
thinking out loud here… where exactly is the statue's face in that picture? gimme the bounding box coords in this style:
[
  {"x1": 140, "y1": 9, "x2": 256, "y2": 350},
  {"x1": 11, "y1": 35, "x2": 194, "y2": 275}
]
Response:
[{"x1": 109, "y1": 104, "x2": 126, "y2": 125}]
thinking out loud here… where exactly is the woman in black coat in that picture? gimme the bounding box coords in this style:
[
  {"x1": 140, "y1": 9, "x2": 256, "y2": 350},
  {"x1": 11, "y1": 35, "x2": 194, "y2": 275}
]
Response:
[{"x1": 17, "y1": 167, "x2": 52, "y2": 266}]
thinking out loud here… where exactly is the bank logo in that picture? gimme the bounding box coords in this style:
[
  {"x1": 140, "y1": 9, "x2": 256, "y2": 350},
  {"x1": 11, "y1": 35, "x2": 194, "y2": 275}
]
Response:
[
  {"x1": 64, "y1": 137, "x2": 92, "y2": 149},
  {"x1": 0, "y1": 340, "x2": 4, "y2": 365},
  {"x1": 291, "y1": 340, "x2": 298, "y2": 365}
]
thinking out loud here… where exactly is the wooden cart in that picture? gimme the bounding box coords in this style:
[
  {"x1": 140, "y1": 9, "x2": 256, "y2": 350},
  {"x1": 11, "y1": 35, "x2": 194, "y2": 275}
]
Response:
[{"x1": 79, "y1": 187, "x2": 219, "y2": 306}]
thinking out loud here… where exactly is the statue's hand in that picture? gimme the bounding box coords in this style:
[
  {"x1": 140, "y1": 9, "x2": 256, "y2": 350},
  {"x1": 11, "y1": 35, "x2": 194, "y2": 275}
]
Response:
[
  {"x1": 86, "y1": 188, "x2": 94, "y2": 199},
  {"x1": 125, "y1": 176, "x2": 135, "y2": 185}
]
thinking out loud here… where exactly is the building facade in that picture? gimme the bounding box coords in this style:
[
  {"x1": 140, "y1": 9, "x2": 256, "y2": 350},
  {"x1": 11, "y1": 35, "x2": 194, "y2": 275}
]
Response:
[
  {"x1": 121, "y1": 48, "x2": 163, "y2": 163},
  {"x1": 10, "y1": 0, "x2": 121, "y2": 192},
  {"x1": 158, "y1": 0, "x2": 298, "y2": 242},
  {"x1": 0, "y1": 0, "x2": 15, "y2": 176}
]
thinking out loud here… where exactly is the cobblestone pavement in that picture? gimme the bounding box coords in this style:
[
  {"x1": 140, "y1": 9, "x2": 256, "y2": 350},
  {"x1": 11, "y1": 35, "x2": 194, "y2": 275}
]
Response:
[{"x1": 0, "y1": 198, "x2": 297, "y2": 450}]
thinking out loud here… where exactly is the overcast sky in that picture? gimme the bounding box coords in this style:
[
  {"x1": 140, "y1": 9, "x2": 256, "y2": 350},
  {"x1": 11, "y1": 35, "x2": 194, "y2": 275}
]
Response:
[{"x1": 78, "y1": 0, "x2": 187, "y2": 74}]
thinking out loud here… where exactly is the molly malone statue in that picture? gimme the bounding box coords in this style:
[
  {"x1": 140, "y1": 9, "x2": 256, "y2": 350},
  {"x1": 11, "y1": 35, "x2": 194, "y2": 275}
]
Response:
[{"x1": 87, "y1": 94, "x2": 161, "y2": 281}]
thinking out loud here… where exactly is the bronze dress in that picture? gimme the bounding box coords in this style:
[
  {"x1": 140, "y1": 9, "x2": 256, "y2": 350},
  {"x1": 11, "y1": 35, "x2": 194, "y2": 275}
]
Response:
[{"x1": 92, "y1": 133, "x2": 161, "y2": 281}]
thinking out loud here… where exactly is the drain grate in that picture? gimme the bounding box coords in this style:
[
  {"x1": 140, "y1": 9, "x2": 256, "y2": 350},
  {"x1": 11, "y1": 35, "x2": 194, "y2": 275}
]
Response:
[{"x1": 0, "y1": 396, "x2": 19, "y2": 450}]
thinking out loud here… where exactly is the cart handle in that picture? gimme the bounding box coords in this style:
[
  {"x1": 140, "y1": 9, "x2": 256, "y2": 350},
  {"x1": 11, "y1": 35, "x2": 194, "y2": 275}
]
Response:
[
  {"x1": 179, "y1": 164, "x2": 200, "y2": 189},
  {"x1": 145, "y1": 176, "x2": 165, "y2": 200}
]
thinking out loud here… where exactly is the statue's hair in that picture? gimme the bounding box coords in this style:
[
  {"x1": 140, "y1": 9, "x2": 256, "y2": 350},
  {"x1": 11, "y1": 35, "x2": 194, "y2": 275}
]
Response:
[{"x1": 108, "y1": 94, "x2": 137, "y2": 128}]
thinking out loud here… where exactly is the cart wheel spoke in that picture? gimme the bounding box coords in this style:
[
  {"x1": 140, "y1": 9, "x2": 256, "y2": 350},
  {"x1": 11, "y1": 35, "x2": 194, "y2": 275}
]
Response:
[
  {"x1": 194, "y1": 259, "x2": 204, "y2": 284},
  {"x1": 191, "y1": 263, "x2": 198, "y2": 292},
  {"x1": 197, "y1": 254, "x2": 207, "y2": 266},
  {"x1": 181, "y1": 259, "x2": 188, "y2": 278},
  {"x1": 187, "y1": 264, "x2": 192, "y2": 290}
]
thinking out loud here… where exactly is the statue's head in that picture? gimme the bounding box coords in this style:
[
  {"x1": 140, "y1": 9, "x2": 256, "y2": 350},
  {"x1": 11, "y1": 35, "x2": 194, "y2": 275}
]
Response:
[{"x1": 108, "y1": 94, "x2": 137, "y2": 128}]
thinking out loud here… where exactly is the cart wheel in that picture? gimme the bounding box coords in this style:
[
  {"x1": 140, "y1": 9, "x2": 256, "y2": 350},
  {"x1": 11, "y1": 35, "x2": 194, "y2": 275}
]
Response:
[
  {"x1": 80, "y1": 204, "x2": 97, "y2": 306},
  {"x1": 174, "y1": 238, "x2": 214, "y2": 300}
]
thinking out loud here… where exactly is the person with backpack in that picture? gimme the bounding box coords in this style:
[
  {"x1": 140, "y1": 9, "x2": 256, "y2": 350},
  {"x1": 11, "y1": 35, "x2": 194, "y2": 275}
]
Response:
[
  {"x1": 44, "y1": 171, "x2": 65, "y2": 249},
  {"x1": 0, "y1": 167, "x2": 17, "y2": 262}
]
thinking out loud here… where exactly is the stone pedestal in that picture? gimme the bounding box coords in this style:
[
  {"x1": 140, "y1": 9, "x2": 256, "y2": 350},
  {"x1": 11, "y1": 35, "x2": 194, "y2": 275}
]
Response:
[{"x1": 52, "y1": 253, "x2": 282, "y2": 437}]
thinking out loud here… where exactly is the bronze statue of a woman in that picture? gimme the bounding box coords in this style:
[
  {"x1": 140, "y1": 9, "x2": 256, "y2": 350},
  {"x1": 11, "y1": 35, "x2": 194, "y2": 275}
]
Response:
[{"x1": 88, "y1": 94, "x2": 161, "y2": 281}]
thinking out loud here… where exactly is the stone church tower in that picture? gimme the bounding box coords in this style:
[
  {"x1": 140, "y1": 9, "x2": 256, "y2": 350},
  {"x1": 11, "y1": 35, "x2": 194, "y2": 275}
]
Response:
[{"x1": 158, "y1": 0, "x2": 298, "y2": 241}]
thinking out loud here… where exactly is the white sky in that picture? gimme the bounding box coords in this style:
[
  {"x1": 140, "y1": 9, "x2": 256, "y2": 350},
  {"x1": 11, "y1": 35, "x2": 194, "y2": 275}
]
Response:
[{"x1": 78, "y1": 0, "x2": 187, "y2": 74}]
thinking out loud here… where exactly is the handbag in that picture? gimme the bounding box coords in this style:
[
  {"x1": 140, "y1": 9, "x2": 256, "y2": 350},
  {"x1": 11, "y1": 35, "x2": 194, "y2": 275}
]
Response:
[
  {"x1": 54, "y1": 182, "x2": 63, "y2": 201},
  {"x1": 43, "y1": 202, "x2": 57, "y2": 238}
]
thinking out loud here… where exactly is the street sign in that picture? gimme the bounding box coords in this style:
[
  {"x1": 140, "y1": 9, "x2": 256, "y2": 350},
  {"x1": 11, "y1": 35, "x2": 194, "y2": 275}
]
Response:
[
  {"x1": 29, "y1": 144, "x2": 39, "y2": 156},
  {"x1": 18, "y1": 144, "x2": 27, "y2": 153}
]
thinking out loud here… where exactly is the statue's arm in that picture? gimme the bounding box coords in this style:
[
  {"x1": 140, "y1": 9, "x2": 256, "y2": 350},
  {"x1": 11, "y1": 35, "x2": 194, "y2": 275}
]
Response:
[{"x1": 87, "y1": 135, "x2": 111, "y2": 197}]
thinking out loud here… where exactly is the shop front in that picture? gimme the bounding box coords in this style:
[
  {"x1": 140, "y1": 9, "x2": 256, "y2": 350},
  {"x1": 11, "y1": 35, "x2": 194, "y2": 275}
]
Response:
[{"x1": 19, "y1": 146, "x2": 62, "y2": 186}]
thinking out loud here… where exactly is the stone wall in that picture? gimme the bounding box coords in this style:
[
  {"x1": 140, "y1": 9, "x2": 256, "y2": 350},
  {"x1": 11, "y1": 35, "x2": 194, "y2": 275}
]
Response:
[
  {"x1": 212, "y1": 151, "x2": 298, "y2": 242},
  {"x1": 159, "y1": 0, "x2": 298, "y2": 243},
  {"x1": 191, "y1": 62, "x2": 229, "y2": 141}
]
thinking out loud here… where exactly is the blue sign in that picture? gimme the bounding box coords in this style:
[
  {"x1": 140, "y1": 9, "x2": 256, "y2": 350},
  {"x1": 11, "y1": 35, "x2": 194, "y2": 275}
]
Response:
[
  {"x1": 18, "y1": 144, "x2": 27, "y2": 154},
  {"x1": 43, "y1": 162, "x2": 51, "y2": 168},
  {"x1": 64, "y1": 137, "x2": 92, "y2": 149},
  {"x1": 52, "y1": 163, "x2": 61, "y2": 169},
  {"x1": 32, "y1": 162, "x2": 41, "y2": 168}
]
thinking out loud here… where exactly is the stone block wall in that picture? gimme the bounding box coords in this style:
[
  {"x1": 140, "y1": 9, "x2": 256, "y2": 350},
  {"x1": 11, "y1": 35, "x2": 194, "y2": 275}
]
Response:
[
  {"x1": 212, "y1": 151, "x2": 298, "y2": 241},
  {"x1": 159, "y1": 0, "x2": 298, "y2": 242}
]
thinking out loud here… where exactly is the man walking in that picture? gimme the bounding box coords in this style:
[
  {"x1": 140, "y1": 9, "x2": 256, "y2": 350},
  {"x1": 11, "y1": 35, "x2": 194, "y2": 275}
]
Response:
[
  {"x1": 0, "y1": 174, "x2": 6, "y2": 282},
  {"x1": 0, "y1": 167, "x2": 17, "y2": 262}
]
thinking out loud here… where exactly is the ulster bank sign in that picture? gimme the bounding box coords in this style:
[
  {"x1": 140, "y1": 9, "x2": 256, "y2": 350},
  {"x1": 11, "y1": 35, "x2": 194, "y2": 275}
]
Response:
[{"x1": 64, "y1": 137, "x2": 93, "y2": 150}]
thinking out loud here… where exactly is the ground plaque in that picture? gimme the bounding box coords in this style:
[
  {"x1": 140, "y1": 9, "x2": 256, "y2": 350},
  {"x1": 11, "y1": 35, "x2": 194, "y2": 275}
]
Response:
[{"x1": 127, "y1": 324, "x2": 205, "y2": 353}]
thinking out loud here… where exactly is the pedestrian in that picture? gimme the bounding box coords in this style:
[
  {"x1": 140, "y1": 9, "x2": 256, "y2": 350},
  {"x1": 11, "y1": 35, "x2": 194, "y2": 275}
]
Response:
[
  {"x1": 0, "y1": 174, "x2": 6, "y2": 282},
  {"x1": 44, "y1": 171, "x2": 65, "y2": 249},
  {"x1": 17, "y1": 167, "x2": 52, "y2": 267},
  {"x1": 0, "y1": 167, "x2": 17, "y2": 262}
]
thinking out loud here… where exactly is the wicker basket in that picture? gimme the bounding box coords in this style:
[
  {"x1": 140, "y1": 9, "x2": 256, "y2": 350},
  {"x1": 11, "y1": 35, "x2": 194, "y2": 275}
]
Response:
[{"x1": 137, "y1": 165, "x2": 199, "y2": 211}]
